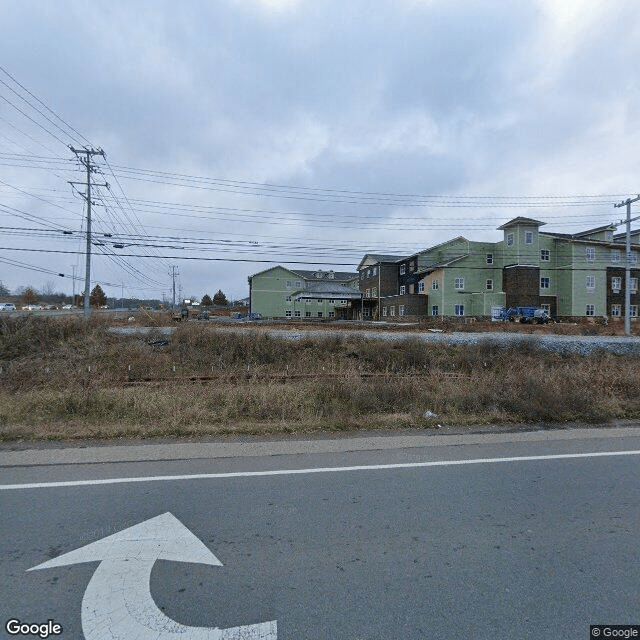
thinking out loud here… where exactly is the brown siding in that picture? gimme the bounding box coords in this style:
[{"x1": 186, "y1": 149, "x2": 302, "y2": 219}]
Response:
[
  {"x1": 379, "y1": 294, "x2": 428, "y2": 318},
  {"x1": 606, "y1": 267, "x2": 640, "y2": 315},
  {"x1": 503, "y1": 265, "x2": 540, "y2": 308},
  {"x1": 379, "y1": 264, "x2": 399, "y2": 296}
]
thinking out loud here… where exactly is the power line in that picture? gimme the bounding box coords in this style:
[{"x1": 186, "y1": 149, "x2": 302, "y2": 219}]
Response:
[
  {"x1": 0, "y1": 65, "x2": 94, "y2": 147},
  {"x1": 108, "y1": 163, "x2": 632, "y2": 203},
  {"x1": 0, "y1": 92, "x2": 69, "y2": 146}
]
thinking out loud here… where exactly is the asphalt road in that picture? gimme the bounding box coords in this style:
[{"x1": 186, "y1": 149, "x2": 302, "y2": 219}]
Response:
[{"x1": 1, "y1": 428, "x2": 639, "y2": 639}]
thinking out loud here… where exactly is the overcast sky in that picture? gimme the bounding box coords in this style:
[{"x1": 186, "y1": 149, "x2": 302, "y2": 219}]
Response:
[{"x1": 1, "y1": 0, "x2": 639, "y2": 303}]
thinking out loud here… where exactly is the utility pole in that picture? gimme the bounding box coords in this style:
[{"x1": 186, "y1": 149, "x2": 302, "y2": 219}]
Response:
[
  {"x1": 70, "y1": 147, "x2": 106, "y2": 319},
  {"x1": 614, "y1": 195, "x2": 640, "y2": 336},
  {"x1": 169, "y1": 265, "x2": 179, "y2": 308},
  {"x1": 71, "y1": 264, "x2": 76, "y2": 303}
]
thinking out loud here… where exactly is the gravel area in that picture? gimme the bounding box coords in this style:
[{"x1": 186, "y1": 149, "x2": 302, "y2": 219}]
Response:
[
  {"x1": 256, "y1": 328, "x2": 640, "y2": 355},
  {"x1": 108, "y1": 325, "x2": 640, "y2": 355}
]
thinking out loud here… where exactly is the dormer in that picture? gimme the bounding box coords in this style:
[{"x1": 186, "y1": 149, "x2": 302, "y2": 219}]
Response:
[{"x1": 498, "y1": 217, "x2": 546, "y2": 248}]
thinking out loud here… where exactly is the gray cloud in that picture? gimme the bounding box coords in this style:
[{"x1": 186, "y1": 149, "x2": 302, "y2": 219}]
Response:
[{"x1": 0, "y1": 0, "x2": 638, "y2": 300}]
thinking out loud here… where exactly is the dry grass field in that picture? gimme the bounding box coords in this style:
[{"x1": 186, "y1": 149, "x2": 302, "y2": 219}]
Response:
[{"x1": 1, "y1": 314, "x2": 639, "y2": 441}]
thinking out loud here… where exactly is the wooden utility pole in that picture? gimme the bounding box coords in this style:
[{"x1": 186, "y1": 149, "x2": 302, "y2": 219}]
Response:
[
  {"x1": 169, "y1": 265, "x2": 179, "y2": 309},
  {"x1": 69, "y1": 147, "x2": 106, "y2": 319},
  {"x1": 614, "y1": 195, "x2": 640, "y2": 336}
]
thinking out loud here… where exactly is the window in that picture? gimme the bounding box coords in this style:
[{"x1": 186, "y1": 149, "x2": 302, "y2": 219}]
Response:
[
  {"x1": 317, "y1": 312, "x2": 323, "y2": 317},
  {"x1": 486, "y1": 279, "x2": 493, "y2": 290},
  {"x1": 585, "y1": 304, "x2": 595, "y2": 316},
  {"x1": 631, "y1": 305, "x2": 638, "y2": 317},
  {"x1": 340, "y1": 299, "x2": 347, "y2": 305},
  {"x1": 611, "y1": 304, "x2": 621, "y2": 317},
  {"x1": 486, "y1": 253, "x2": 493, "y2": 264},
  {"x1": 382, "y1": 307, "x2": 387, "y2": 317},
  {"x1": 389, "y1": 306, "x2": 396, "y2": 316},
  {"x1": 541, "y1": 304, "x2": 551, "y2": 314},
  {"x1": 285, "y1": 295, "x2": 292, "y2": 302},
  {"x1": 454, "y1": 277, "x2": 464, "y2": 290},
  {"x1": 540, "y1": 277, "x2": 550, "y2": 289},
  {"x1": 367, "y1": 269, "x2": 371, "y2": 278},
  {"x1": 586, "y1": 247, "x2": 596, "y2": 262},
  {"x1": 363, "y1": 307, "x2": 371, "y2": 317},
  {"x1": 329, "y1": 299, "x2": 335, "y2": 304},
  {"x1": 418, "y1": 281, "x2": 425, "y2": 293},
  {"x1": 372, "y1": 288, "x2": 377, "y2": 297},
  {"x1": 612, "y1": 249, "x2": 621, "y2": 264},
  {"x1": 294, "y1": 310, "x2": 301, "y2": 317},
  {"x1": 631, "y1": 278, "x2": 638, "y2": 293},
  {"x1": 525, "y1": 231, "x2": 534, "y2": 244},
  {"x1": 328, "y1": 311, "x2": 335, "y2": 318},
  {"x1": 432, "y1": 279, "x2": 439, "y2": 290},
  {"x1": 365, "y1": 289, "x2": 370, "y2": 298},
  {"x1": 306, "y1": 299, "x2": 311, "y2": 305},
  {"x1": 399, "y1": 305, "x2": 406, "y2": 316},
  {"x1": 372, "y1": 266, "x2": 377, "y2": 276},
  {"x1": 305, "y1": 311, "x2": 311, "y2": 317},
  {"x1": 586, "y1": 275, "x2": 595, "y2": 290},
  {"x1": 294, "y1": 280, "x2": 301, "y2": 288},
  {"x1": 506, "y1": 233, "x2": 514, "y2": 246},
  {"x1": 431, "y1": 305, "x2": 439, "y2": 316},
  {"x1": 399, "y1": 264, "x2": 406, "y2": 275},
  {"x1": 612, "y1": 277, "x2": 622, "y2": 292},
  {"x1": 285, "y1": 280, "x2": 292, "y2": 289},
  {"x1": 630, "y1": 252, "x2": 638, "y2": 265},
  {"x1": 540, "y1": 249, "x2": 550, "y2": 261},
  {"x1": 285, "y1": 309, "x2": 292, "y2": 317},
  {"x1": 317, "y1": 299, "x2": 322, "y2": 304},
  {"x1": 399, "y1": 285, "x2": 406, "y2": 295},
  {"x1": 454, "y1": 304, "x2": 465, "y2": 316}
]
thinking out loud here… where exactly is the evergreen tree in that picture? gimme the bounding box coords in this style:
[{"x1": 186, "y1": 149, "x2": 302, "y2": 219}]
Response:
[
  {"x1": 213, "y1": 289, "x2": 228, "y2": 306},
  {"x1": 201, "y1": 294, "x2": 213, "y2": 307},
  {"x1": 90, "y1": 284, "x2": 107, "y2": 307}
]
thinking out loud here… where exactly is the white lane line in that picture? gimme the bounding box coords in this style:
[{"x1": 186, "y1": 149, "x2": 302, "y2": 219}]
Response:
[{"x1": 2, "y1": 449, "x2": 640, "y2": 490}]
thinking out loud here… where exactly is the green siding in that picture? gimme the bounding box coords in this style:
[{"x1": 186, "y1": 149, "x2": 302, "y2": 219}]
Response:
[
  {"x1": 250, "y1": 267, "x2": 302, "y2": 318},
  {"x1": 249, "y1": 266, "x2": 358, "y2": 318},
  {"x1": 418, "y1": 222, "x2": 634, "y2": 318}
]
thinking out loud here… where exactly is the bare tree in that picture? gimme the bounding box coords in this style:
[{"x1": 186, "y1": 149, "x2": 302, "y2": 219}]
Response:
[
  {"x1": 21, "y1": 287, "x2": 38, "y2": 305},
  {"x1": 40, "y1": 280, "x2": 56, "y2": 297}
]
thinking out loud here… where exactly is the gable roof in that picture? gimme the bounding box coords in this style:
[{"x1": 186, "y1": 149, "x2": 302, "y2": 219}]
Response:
[
  {"x1": 248, "y1": 265, "x2": 357, "y2": 282},
  {"x1": 290, "y1": 269, "x2": 357, "y2": 281},
  {"x1": 248, "y1": 265, "x2": 299, "y2": 280},
  {"x1": 357, "y1": 253, "x2": 405, "y2": 270},
  {"x1": 415, "y1": 254, "x2": 469, "y2": 276},
  {"x1": 497, "y1": 217, "x2": 546, "y2": 230},
  {"x1": 405, "y1": 236, "x2": 467, "y2": 260},
  {"x1": 571, "y1": 223, "x2": 617, "y2": 239}
]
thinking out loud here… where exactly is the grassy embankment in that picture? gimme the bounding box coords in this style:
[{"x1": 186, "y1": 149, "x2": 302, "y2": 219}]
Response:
[{"x1": 0, "y1": 315, "x2": 639, "y2": 441}]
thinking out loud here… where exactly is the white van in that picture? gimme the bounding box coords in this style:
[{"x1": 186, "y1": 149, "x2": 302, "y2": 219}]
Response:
[{"x1": 0, "y1": 303, "x2": 16, "y2": 311}]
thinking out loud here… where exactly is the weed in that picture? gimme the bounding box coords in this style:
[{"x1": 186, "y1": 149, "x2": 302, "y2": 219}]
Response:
[{"x1": 1, "y1": 319, "x2": 639, "y2": 440}]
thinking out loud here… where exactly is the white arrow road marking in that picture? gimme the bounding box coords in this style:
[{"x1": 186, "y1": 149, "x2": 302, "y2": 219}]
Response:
[{"x1": 28, "y1": 512, "x2": 277, "y2": 640}]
